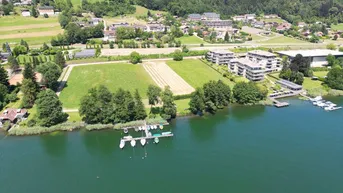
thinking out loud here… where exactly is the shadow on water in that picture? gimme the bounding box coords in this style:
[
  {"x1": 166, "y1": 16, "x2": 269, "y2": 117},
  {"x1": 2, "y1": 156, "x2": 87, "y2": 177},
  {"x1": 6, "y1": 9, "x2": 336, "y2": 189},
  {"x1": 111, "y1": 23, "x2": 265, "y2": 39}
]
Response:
[
  {"x1": 229, "y1": 104, "x2": 266, "y2": 121},
  {"x1": 82, "y1": 130, "x2": 121, "y2": 156},
  {"x1": 39, "y1": 131, "x2": 67, "y2": 157},
  {"x1": 187, "y1": 109, "x2": 230, "y2": 142}
]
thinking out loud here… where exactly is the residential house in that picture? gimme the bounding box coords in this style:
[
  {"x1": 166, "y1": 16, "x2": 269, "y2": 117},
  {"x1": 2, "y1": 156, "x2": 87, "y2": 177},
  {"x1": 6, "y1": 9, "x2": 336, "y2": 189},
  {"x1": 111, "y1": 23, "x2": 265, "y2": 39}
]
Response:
[
  {"x1": 276, "y1": 22, "x2": 292, "y2": 31},
  {"x1": 133, "y1": 24, "x2": 148, "y2": 31},
  {"x1": 233, "y1": 15, "x2": 245, "y2": 22},
  {"x1": 207, "y1": 50, "x2": 235, "y2": 65},
  {"x1": 103, "y1": 30, "x2": 115, "y2": 41},
  {"x1": 202, "y1": 20, "x2": 232, "y2": 29},
  {"x1": 38, "y1": 6, "x2": 54, "y2": 15},
  {"x1": 21, "y1": 9, "x2": 31, "y2": 16},
  {"x1": 180, "y1": 25, "x2": 189, "y2": 34},
  {"x1": 315, "y1": 31, "x2": 323, "y2": 37},
  {"x1": 202, "y1": 12, "x2": 220, "y2": 20},
  {"x1": 88, "y1": 18, "x2": 102, "y2": 26},
  {"x1": 109, "y1": 22, "x2": 130, "y2": 31},
  {"x1": 297, "y1": 22, "x2": 307, "y2": 28},
  {"x1": 188, "y1": 14, "x2": 202, "y2": 21},
  {"x1": 146, "y1": 22, "x2": 168, "y2": 32},
  {"x1": 252, "y1": 21, "x2": 264, "y2": 29},
  {"x1": 0, "y1": 108, "x2": 28, "y2": 125},
  {"x1": 229, "y1": 58, "x2": 265, "y2": 81},
  {"x1": 264, "y1": 14, "x2": 279, "y2": 19},
  {"x1": 244, "y1": 14, "x2": 256, "y2": 21}
]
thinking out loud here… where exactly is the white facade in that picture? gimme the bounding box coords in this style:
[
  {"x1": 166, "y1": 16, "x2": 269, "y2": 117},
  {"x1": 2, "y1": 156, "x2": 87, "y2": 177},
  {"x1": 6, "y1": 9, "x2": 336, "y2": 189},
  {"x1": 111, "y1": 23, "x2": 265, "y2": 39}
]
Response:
[
  {"x1": 229, "y1": 58, "x2": 265, "y2": 81},
  {"x1": 207, "y1": 50, "x2": 235, "y2": 65},
  {"x1": 21, "y1": 11, "x2": 31, "y2": 17},
  {"x1": 246, "y1": 50, "x2": 280, "y2": 72}
]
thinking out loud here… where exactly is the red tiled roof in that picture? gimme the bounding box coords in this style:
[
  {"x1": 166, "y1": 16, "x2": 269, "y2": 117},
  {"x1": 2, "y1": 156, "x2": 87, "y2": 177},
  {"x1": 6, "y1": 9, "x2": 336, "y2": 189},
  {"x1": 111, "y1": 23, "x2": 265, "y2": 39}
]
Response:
[{"x1": 0, "y1": 108, "x2": 28, "y2": 122}]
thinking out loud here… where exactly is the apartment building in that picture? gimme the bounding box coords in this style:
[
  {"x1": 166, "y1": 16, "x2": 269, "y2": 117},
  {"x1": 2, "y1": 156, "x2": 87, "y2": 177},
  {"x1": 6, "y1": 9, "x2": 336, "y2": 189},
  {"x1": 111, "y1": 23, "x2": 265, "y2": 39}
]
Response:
[
  {"x1": 229, "y1": 58, "x2": 265, "y2": 81},
  {"x1": 246, "y1": 50, "x2": 280, "y2": 72},
  {"x1": 202, "y1": 20, "x2": 232, "y2": 29},
  {"x1": 207, "y1": 50, "x2": 235, "y2": 65}
]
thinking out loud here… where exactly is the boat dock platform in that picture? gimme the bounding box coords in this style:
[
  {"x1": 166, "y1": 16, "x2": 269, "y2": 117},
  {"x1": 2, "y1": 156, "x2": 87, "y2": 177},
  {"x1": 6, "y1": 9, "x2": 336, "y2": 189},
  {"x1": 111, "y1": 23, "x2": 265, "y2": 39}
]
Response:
[
  {"x1": 269, "y1": 97, "x2": 289, "y2": 108},
  {"x1": 121, "y1": 133, "x2": 174, "y2": 142}
]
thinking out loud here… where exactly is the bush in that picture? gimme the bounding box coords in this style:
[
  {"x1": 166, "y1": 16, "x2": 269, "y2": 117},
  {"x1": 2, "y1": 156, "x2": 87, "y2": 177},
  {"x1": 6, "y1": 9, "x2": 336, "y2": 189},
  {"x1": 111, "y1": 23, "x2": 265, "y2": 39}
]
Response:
[
  {"x1": 174, "y1": 93, "x2": 192, "y2": 100},
  {"x1": 173, "y1": 49, "x2": 183, "y2": 61},
  {"x1": 43, "y1": 13, "x2": 49, "y2": 18},
  {"x1": 129, "y1": 51, "x2": 142, "y2": 64}
]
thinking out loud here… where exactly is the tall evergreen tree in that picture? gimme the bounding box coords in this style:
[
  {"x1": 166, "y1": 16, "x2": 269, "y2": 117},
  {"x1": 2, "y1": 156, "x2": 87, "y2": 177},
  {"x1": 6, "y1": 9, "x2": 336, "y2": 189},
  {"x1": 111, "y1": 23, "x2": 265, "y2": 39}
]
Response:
[
  {"x1": 0, "y1": 65, "x2": 8, "y2": 86},
  {"x1": 224, "y1": 31, "x2": 229, "y2": 42},
  {"x1": 32, "y1": 56, "x2": 40, "y2": 68},
  {"x1": 113, "y1": 88, "x2": 130, "y2": 123},
  {"x1": 161, "y1": 87, "x2": 176, "y2": 119},
  {"x1": 21, "y1": 79, "x2": 37, "y2": 108},
  {"x1": 134, "y1": 89, "x2": 147, "y2": 120},
  {"x1": 23, "y1": 63, "x2": 35, "y2": 81},
  {"x1": 31, "y1": 5, "x2": 38, "y2": 18},
  {"x1": 8, "y1": 55, "x2": 19, "y2": 72},
  {"x1": 36, "y1": 89, "x2": 68, "y2": 127},
  {"x1": 54, "y1": 51, "x2": 66, "y2": 68}
]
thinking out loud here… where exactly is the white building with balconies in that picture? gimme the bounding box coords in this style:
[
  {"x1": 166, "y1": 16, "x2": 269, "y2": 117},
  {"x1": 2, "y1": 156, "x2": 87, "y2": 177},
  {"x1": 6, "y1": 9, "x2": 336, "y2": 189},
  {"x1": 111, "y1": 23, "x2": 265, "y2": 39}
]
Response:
[
  {"x1": 207, "y1": 50, "x2": 235, "y2": 65},
  {"x1": 229, "y1": 58, "x2": 265, "y2": 81},
  {"x1": 246, "y1": 50, "x2": 280, "y2": 72}
]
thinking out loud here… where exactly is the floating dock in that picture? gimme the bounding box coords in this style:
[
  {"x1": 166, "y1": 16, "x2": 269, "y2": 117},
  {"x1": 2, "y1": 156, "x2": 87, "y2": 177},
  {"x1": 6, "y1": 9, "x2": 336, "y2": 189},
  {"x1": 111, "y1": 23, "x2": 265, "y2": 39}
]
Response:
[
  {"x1": 121, "y1": 133, "x2": 174, "y2": 142},
  {"x1": 269, "y1": 97, "x2": 289, "y2": 108}
]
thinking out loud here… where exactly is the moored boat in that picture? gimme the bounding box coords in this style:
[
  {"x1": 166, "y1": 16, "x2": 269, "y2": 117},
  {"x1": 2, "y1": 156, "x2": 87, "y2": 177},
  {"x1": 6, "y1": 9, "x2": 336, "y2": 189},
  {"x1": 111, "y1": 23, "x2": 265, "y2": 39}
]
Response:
[
  {"x1": 124, "y1": 128, "x2": 129, "y2": 133},
  {"x1": 160, "y1": 125, "x2": 163, "y2": 129},
  {"x1": 162, "y1": 131, "x2": 172, "y2": 135},
  {"x1": 119, "y1": 140, "x2": 125, "y2": 149},
  {"x1": 154, "y1": 137, "x2": 159, "y2": 144},
  {"x1": 130, "y1": 139, "x2": 136, "y2": 147},
  {"x1": 140, "y1": 138, "x2": 146, "y2": 146}
]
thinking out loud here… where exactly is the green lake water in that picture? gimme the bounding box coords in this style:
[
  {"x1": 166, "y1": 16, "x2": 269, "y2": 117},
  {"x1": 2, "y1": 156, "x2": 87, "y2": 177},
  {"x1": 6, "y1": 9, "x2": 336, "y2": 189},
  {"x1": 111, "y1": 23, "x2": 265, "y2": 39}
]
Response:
[{"x1": 1, "y1": 98, "x2": 343, "y2": 193}]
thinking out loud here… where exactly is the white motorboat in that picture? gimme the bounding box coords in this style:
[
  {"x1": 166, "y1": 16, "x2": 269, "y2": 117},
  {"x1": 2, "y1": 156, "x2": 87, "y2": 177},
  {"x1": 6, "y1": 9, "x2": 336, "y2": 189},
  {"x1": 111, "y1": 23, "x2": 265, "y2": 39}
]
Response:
[
  {"x1": 140, "y1": 138, "x2": 146, "y2": 146},
  {"x1": 160, "y1": 125, "x2": 163, "y2": 130},
  {"x1": 311, "y1": 96, "x2": 323, "y2": 102},
  {"x1": 154, "y1": 137, "x2": 159, "y2": 144},
  {"x1": 123, "y1": 135, "x2": 132, "y2": 140},
  {"x1": 154, "y1": 125, "x2": 157, "y2": 129},
  {"x1": 130, "y1": 139, "x2": 136, "y2": 147},
  {"x1": 124, "y1": 128, "x2": 129, "y2": 134},
  {"x1": 162, "y1": 131, "x2": 172, "y2": 135},
  {"x1": 119, "y1": 140, "x2": 125, "y2": 149}
]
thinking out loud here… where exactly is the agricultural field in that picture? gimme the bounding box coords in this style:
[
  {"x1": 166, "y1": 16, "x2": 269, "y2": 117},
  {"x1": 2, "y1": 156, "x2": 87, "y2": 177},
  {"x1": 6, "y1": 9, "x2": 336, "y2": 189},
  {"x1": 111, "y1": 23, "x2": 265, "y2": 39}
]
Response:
[
  {"x1": 167, "y1": 59, "x2": 234, "y2": 88},
  {"x1": 59, "y1": 63, "x2": 156, "y2": 108},
  {"x1": 0, "y1": 16, "x2": 61, "y2": 46},
  {"x1": 176, "y1": 35, "x2": 206, "y2": 44},
  {"x1": 259, "y1": 36, "x2": 307, "y2": 44}
]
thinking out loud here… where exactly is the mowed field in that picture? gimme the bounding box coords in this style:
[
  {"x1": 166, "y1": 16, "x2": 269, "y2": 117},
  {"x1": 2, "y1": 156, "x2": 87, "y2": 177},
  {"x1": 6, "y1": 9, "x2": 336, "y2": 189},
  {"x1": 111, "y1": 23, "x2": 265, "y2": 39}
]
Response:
[
  {"x1": 259, "y1": 36, "x2": 307, "y2": 44},
  {"x1": 0, "y1": 16, "x2": 62, "y2": 46},
  {"x1": 176, "y1": 35, "x2": 206, "y2": 44},
  {"x1": 59, "y1": 63, "x2": 156, "y2": 108},
  {"x1": 167, "y1": 59, "x2": 234, "y2": 88}
]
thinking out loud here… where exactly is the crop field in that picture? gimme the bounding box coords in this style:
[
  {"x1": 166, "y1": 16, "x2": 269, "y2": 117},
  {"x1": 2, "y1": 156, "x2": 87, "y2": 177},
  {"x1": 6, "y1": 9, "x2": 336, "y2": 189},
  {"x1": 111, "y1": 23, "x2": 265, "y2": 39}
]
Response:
[{"x1": 59, "y1": 63, "x2": 156, "y2": 108}]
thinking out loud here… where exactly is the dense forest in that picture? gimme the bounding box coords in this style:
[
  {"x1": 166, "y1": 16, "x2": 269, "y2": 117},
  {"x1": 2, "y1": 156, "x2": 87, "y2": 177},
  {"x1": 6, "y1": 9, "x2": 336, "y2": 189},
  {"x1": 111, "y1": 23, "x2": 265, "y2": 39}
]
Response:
[{"x1": 137, "y1": 0, "x2": 343, "y2": 24}]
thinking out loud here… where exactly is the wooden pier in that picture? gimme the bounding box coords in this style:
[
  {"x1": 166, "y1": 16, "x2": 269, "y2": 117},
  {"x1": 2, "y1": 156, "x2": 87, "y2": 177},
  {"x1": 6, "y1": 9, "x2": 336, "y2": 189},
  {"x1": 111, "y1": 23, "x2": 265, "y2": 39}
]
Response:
[{"x1": 269, "y1": 97, "x2": 289, "y2": 108}]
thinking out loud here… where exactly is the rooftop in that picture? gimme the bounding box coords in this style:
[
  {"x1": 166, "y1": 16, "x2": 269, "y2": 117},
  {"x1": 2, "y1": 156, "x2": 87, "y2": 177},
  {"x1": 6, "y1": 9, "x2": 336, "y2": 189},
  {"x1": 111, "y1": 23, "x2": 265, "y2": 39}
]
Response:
[
  {"x1": 233, "y1": 58, "x2": 260, "y2": 67},
  {"x1": 248, "y1": 50, "x2": 276, "y2": 57},
  {"x1": 0, "y1": 108, "x2": 28, "y2": 122},
  {"x1": 277, "y1": 49, "x2": 343, "y2": 57},
  {"x1": 277, "y1": 79, "x2": 303, "y2": 89},
  {"x1": 74, "y1": 49, "x2": 96, "y2": 58}
]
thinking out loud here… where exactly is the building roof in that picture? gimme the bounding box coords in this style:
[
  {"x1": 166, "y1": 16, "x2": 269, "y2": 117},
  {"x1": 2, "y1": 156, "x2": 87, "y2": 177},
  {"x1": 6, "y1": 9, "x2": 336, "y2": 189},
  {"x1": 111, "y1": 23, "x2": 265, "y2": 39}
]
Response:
[
  {"x1": 0, "y1": 108, "x2": 28, "y2": 122},
  {"x1": 188, "y1": 14, "x2": 201, "y2": 18},
  {"x1": 277, "y1": 49, "x2": 343, "y2": 58},
  {"x1": 248, "y1": 50, "x2": 276, "y2": 57},
  {"x1": 277, "y1": 79, "x2": 303, "y2": 89},
  {"x1": 203, "y1": 12, "x2": 220, "y2": 18},
  {"x1": 233, "y1": 58, "x2": 260, "y2": 67},
  {"x1": 74, "y1": 49, "x2": 96, "y2": 58},
  {"x1": 38, "y1": 6, "x2": 54, "y2": 10}
]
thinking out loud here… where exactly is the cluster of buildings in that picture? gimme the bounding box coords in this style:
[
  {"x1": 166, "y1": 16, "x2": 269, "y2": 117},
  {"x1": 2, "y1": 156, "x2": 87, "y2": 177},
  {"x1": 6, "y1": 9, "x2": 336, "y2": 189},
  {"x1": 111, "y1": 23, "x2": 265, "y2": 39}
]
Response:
[
  {"x1": 188, "y1": 12, "x2": 232, "y2": 29},
  {"x1": 207, "y1": 50, "x2": 280, "y2": 81},
  {"x1": 104, "y1": 22, "x2": 169, "y2": 41},
  {"x1": 21, "y1": 6, "x2": 55, "y2": 17}
]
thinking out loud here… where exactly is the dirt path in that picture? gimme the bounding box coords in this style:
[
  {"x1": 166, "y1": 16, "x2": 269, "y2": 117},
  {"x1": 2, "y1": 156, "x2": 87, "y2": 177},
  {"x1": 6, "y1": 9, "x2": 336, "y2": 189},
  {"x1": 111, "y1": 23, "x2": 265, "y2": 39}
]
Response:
[{"x1": 143, "y1": 62, "x2": 195, "y2": 95}]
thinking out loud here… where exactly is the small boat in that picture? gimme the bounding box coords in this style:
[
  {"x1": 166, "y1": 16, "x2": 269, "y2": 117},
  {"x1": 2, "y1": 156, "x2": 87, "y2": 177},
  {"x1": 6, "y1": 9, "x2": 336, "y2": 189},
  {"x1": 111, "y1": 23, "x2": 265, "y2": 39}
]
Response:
[
  {"x1": 160, "y1": 125, "x2": 163, "y2": 130},
  {"x1": 119, "y1": 140, "x2": 125, "y2": 149},
  {"x1": 154, "y1": 137, "x2": 159, "y2": 144},
  {"x1": 140, "y1": 138, "x2": 146, "y2": 146},
  {"x1": 162, "y1": 131, "x2": 172, "y2": 135},
  {"x1": 154, "y1": 125, "x2": 157, "y2": 129},
  {"x1": 130, "y1": 139, "x2": 136, "y2": 147},
  {"x1": 123, "y1": 135, "x2": 132, "y2": 140},
  {"x1": 124, "y1": 128, "x2": 128, "y2": 134}
]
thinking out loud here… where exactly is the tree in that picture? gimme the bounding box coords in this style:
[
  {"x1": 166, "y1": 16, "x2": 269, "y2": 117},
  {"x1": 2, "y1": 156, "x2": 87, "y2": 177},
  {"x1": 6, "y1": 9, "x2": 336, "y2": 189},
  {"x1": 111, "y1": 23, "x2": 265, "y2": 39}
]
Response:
[
  {"x1": 173, "y1": 49, "x2": 183, "y2": 61},
  {"x1": 36, "y1": 89, "x2": 68, "y2": 127},
  {"x1": 95, "y1": 46, "x2": 101, "y2": 57},
  {"x1": 23, "y1": 63, "x2": 36, "y2": 81},
  {"x1": 161, "y1": 87, "x2": 176, "y2": 119},
  {"x1": 20, "y1": 39, "x2": 29, "y2": 51},
  {"x1": 21, "y1": 79, "x2": 37, "y2": 108},
  {"x1": 129, "y1": 51, "x2": 142, "y2": 64},
  {"x1": 7, "y1": 55, "x2": 19, "y2": 72},
  {"x1": 109, "y1": 41, "x2": 114, "y2": 49},
  {"x1": 233, "y1": 82, "x2": 265, "y2": 104},
  {"x1": 333, "y1": 34, "x2": 338, "y2": 40},
  {"x1": 326, "y1": 54, "x2": 337, "y2": 66},
  {"x1": 12, "y1": 45, "x2": 27, "y2": 57},
  {"x1": 289, "y1": 54, "x2": 311, "y2": 77},
  {"x1": 30, "y1": 5, "x2": 39, "y2": 18},
  {"x1": 326, "y1": 67, "x2": 343, "y2": 90},
  {"x1": 224, "y1": 31, "x2": 229, "y2": 42},
  {"x1": 32, "y1": 56, "x2": 40, "y2": 68},
  {"x1": 147, "y1": 84, "x2": 161, "y2": 107},
  {"x1": 0, "y1": 65, "x2": 8, "y2": 86},
  {"x1": 188, "y1": 27, "x2": 194, "y2": 36},
  {"x1": 37, "y1": 62, "x2": 62, "y2": 90},
  {"x1": 42, "y1": 43, "x2": 49, "y2": 51},
  {"x1": 327, "y1": 43, "x2": 337, "y2": 50},
  {"x1": 0, "y1": 83, "x2": 8, "y2": 109},
  {"x1": 147, "y1": 10, "x2": 152, "y2": 17},
  {"x1": 113, "y1": 88, "x2": 131, "y2": 123},
  {"x1": 189, "y1": 88, "x2": 205, "y2": 114},
  {"x1": 134, "y1": 89, "x2": 147, "y2": 120},
  {"x1": 54, "y1": 51, "x2": 66, "y2": 68}
]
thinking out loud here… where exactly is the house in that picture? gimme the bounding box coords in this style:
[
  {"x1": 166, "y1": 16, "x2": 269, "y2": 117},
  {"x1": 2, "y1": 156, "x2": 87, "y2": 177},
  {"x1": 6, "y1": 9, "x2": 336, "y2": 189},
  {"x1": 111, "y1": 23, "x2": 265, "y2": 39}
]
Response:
[
  {"x1": 21, "y1": 9, "x2": 31, "y2": 17},
  {"x1": 103, "y1": 30, "x2": 116, "y2": 41},
  {"x1": 133, "y1": 24, "x2": 148, "y2": 31},
  {"x1": 297, "y1": 22, "x2": 307, "y2": 28},
  {"x1": 207, "y1": 50, "x2": 235, "y2": 65},
  {"x1": 109, "y1": 22, "x2": 130, "y2": 31},
  {"x1": 0, "y1": 108, "x2": 28, "y2": 124},
  {"x1": 88, "y1": 18, "x2": 102, "y2": 26},
  {"x1": 180, "y1": 25, "x2": 189, "y2": 34},
  {"x1": 0, "y1": 52, "x2": 10, "y2": 60},
  {"x1": 315, "y1": 31, "x2": 323, "y2": 37},
  {"x1": 233, "y1": 15, "x2": 245, "y2": 22},
  {"x1": 38, "y1": 6, "x2": 54, "y2": 15},
  {"x1": 146, "y1": 22, "x2": 168, "y2": 32},
  {"x1": 245, "y1": 14, "x2": 256, "y2": 21},
  {"x1": 21, "y1": 0, "x2": 32, "y2": 5},
  {"x1": 202, "y1": 20, "x2": 232, "y2": 29},
  {"x1": 252, "y1": 21, "x2": 264, "y2": 29},
  {"x1": 188, "y1": 14, "x2": 202, "y2": 21},
  {"x1": 276, "y1": 22, "x2": 292, "y2": 31},
  {"x1": 202, "y1": 12, "x2": 220, "y2": 20},
  {"x1": 74, "y1": 49, "x2": 96, "y2": 58},
  {"x1": 264, "y1": 14, "x2": 279, "y2": 19}
]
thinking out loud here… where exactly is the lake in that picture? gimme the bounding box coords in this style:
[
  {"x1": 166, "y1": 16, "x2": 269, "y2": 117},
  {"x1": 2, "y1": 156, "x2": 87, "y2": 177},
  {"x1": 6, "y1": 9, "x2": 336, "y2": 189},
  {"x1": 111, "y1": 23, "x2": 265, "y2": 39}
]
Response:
[{"x1": 1, "y1": 98, "x2": 343, "y2": 193}]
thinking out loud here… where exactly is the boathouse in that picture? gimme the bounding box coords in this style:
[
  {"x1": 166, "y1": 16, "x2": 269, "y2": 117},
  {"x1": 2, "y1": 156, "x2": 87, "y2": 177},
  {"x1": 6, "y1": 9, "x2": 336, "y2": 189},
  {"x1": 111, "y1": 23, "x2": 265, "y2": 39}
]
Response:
[{"x1": 276, "y1": 79, "x2": 303, "y2": 91}]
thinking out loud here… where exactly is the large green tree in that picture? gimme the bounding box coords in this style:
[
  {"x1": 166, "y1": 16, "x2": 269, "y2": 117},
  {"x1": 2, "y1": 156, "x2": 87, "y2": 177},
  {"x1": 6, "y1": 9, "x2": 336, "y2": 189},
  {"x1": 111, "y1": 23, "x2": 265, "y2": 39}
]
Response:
[
  {"x1": 233, "y1": 82, "x2": 266, "y2": 104},
  {"x1": 36, "y1": 89, "x2": 68, "y2": 127},
  {"x1": 147, "y1": 84, "x2": 161, "y2": 107},
  {"x1": 326, "y1": 67, "x2": 343, "y2": 90},
  {"x1": 0, "y1": 65, "x2": 9, "y2": 86},
  {"x1": 38, "y1": 62, "x2": 62, "y2": 90},
  {"x1": 21, "y1": 79, "x2": 37, "y2": 108},
  {"x1": 54, "y1": 51, "x2": 66, "y2": 68},
  {"x1": 134, "y1": 89, "x2": 147, "y2": 120},
  {"x1": 161, "y1": 87, "x2": 176, "y2": 119},
  {"x1": 7, "y1": 55, "x2": 19, "y2": 72},
  {"x1": 189, "y1": 87, "x2": 205, "y2": 114}
]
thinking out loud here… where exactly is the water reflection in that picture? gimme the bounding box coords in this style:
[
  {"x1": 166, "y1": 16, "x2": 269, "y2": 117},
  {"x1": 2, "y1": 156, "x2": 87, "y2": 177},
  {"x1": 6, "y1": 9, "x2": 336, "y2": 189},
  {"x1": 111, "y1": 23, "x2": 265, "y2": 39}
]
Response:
[
  {"x1": 230, "y1": 104, "x2": 266, "y2": 121},
  {"x1": 82, "y1": 130, "x2": 120, "y2": 156},
  {"x1": 40, "y1": 131, "x2": 67, "y2": 157}
]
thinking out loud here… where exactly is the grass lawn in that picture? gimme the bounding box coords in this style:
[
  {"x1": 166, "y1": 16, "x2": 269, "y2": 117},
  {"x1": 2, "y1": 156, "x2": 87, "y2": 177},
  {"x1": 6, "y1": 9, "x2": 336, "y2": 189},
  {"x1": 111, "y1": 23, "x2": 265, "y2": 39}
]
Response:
[
  {"x1": 176, "y1": 35, "x2": 206, "y2": 44},
  {"x1": 260, "y1": 36, "x2": 307, "y2": 44},
  {"x1": 0, "y1": 36, "x2": 55, "y2": 46},
  {"x1": 331, "y1": 23, "x2": 343, "y2": 31},
  {"x1": 167, "y1": 59, "x2": 234, "y2": 88},
  {"x1": 0, "y1": 26, "x2": 62, "y2": 35},
  {"x1": 175, "y1": 99, "x2": 191, "y2": 115},
  {"x1": 67, "y1": 112, "x2": 82, "y2": 122},
  {"x1": 250, "y1": 34, "x2": 265, "y2": 41},
  {"x1": 261, "y1": 18, "x2": 285, "y2": 24},
  {"x1": 0, "y1": 16, "x2": 58, "y2": 27},
  {"x1": 313, "y1": 71, "x2": 328, "y2": 78},
  {"x1": 59, "y1": 63, "x2": 156, "y2": 108}
]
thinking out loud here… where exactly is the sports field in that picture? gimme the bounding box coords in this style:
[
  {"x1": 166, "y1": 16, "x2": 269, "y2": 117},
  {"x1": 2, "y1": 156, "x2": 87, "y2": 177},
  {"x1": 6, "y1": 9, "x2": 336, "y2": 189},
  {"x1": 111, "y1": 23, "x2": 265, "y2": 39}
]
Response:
[
  {"x1": 0, "y1": 16, "x2": 61, "y2": 46},
  {"x1": 167, "y1": 59, "x2": 234, "y2": 88},
  {"x1": 59, "y1": 63, "x2": 156, "y2": 108}
]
